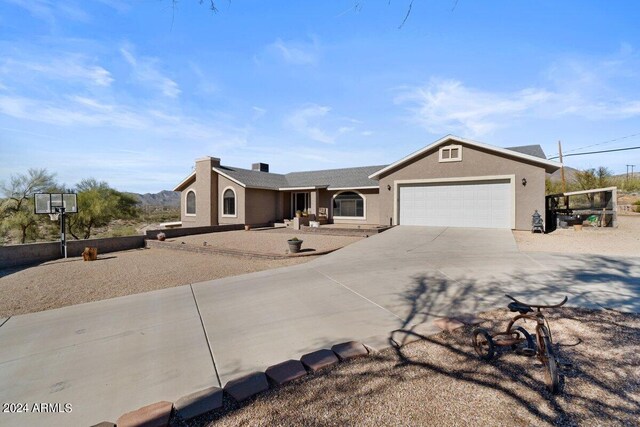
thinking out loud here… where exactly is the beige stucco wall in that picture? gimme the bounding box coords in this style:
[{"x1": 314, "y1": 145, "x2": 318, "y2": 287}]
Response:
[
  {"x1": 245, "y1": 188, "x2": 280, "y2": 225},
  {"x1": 318, "y1": 189, "x2": 381, "y2": 225},
  {"x1": 377, "y1": 144, "x2": 546, "y2": 230},
  {"x1": 180, "y1": 158, "x2": 219, "y2": 227},
  {"x1": 218, "y1": 175, "x2": 245, "y2": 225}
]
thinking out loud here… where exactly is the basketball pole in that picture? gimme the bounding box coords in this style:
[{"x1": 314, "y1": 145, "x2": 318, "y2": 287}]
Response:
[{"x1": 59, "y1": 207, "x2": 67, "y2": 258}]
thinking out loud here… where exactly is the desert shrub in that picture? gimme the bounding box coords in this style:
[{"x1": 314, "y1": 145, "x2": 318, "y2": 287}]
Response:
[{"x1": 611, "y1": 176, "x2": 640, "y2": 192}]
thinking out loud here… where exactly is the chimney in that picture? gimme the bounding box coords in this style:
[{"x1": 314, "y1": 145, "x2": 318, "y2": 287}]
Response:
[
  {"x1": 252, "y1": 162, "x2": 269, "y2": 173},
  {"x1": 192, "y1": 156, "x2": 219, "y2": 226},
  {"x1": 196, "y1": 156, "x2": 220, "y2": 167}
]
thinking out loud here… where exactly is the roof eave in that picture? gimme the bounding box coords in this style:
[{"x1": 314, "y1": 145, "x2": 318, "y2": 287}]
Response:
[
  {"x1": 368, "y1": 135, "x2": 563, "y2": 178},
  {"x1": 326, "y1": 185, "x2": 379, "y2": 190},
  {"x1": 173, "y1": 172, "x2": 196, "y2": 191},
  {"x1": 212, "y1": 167, "x2": 247, "y2": 188},
  {"x1": 278, "y1": 185, "x2": 329, "y2": 191}
]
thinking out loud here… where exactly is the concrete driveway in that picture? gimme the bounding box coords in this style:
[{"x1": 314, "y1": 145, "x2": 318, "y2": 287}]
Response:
[{"x1": 1, "y1": 226, "x2": 639, "y2": 426}]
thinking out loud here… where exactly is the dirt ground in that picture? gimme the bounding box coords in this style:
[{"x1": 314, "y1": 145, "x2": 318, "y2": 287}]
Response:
[
  {"x1": 0, "y1": 248, "x2": 313, "y2": 317},
  {"x1": 170, "y1": 229, "x2": 363, "y2": 255},
  {"x1": 514, "y1": 215, "x2": 640, "y2": 257},
  {"x1": 177, "y1": 307, "x2": 640, "y2": 427},
  {"x1": 0, "y1": 230, "x2": 364, "y2": 317}
]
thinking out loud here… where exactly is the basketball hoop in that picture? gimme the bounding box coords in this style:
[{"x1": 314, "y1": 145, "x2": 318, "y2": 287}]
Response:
[{"x1": 34, "y1": 193, "x2": 78, "y2": 259}]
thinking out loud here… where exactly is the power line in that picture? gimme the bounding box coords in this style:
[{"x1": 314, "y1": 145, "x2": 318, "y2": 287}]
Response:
[
  {"x1": 548, "y1": 145, "x2": 640, "y2": 160},
  {"x1": 551, "y1": 131, "x2": 640, "y2": 157}
]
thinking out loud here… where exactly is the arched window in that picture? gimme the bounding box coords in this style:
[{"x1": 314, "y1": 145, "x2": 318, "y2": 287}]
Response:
[
  {"x1": 223, "y1": 188, "x2": 236, "y2": 216},
  {"x1": 186, "y1": 190, "x2": 196, "y2": 215},
  {"x1": 333, "y1": 191, "x2": 364, "y2": 218}
]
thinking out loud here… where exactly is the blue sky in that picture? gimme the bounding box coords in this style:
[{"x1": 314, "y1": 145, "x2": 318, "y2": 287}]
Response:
[{"x1": 1, "y1": 1, "x2": 639, "y2": 193}]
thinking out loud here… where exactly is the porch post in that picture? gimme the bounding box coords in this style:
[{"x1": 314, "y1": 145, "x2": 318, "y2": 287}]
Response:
[{"x1": 310, "y1": 189, "x2": 318, "y2": 219}]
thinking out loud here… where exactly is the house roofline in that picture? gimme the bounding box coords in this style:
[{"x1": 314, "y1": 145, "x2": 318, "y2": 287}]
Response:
[
  {"x1": 212, "y1": 167, "x2": 247, "y2": 188},
  {"x1": 277, "y1": 186, "x2": 328, "y2": 191},
  {"x1": 173, "y1": 171, "x2": 196, "y2": 191},
  {"x1": 368, "y1": 135, "x2": 563, "y2": 179},
  {"x1": 327, "y1": 185, "x2": 379, "y2": 191}
]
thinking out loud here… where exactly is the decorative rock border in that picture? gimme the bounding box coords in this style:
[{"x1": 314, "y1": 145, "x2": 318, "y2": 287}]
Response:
[
  {"x1": 265, "y1": 359, "x2": 308, "y2": 386},
  {"x1": 300, "y1": 348, "x2": 340, "y2": 373},
  {"x1": 100, "y1": 315, "x2": 481, "y2": 426},
  {"x1": 223, "y1": 372, "x2": 270, "y2": 402},
  {"x1": 116, "y1": 400, "x2": 173, "y2": 427},
  {"x1": 174, "y1": 386, "x2": 223, "y2": 420},
  {"x1": 105, "y1": 340, "x2": 375, "y2": 426},
  {"x1": 331, "y1": 341, "x2": 369, "y2": 361}
]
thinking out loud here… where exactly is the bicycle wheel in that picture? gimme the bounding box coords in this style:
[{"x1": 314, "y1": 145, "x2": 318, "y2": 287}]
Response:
[
  {"x1": 512, "y1": 326, "x2": 535, "y2": 355},
  {"x1": 472, "y1": 328, "x2": 495, "y2": 360},
  {"x1": 537, "y1": 325, "x2": 560, "y2": 393}
]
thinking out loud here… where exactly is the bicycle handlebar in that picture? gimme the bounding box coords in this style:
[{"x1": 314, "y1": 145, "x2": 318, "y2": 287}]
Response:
[{"x1": 505, "y1": 294, "x2": 568, "y2": 309}]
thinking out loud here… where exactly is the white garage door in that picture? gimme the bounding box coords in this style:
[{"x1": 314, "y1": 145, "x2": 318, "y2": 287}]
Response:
[{"x1": 399, "y1": 180, "x2": 512, "y2": 229}]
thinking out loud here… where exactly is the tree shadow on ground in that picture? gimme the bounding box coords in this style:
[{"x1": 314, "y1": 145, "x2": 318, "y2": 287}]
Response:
[
  {"x1": 385, "y1": 261, "x2": 640, "y2": 426},
  {"x1": 181, "y1": 260, "x2": 639, "y2": 426}
]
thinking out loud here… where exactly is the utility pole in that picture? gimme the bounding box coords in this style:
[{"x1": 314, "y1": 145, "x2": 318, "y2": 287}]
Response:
[
  {"x1": 627, "y1": 165, "x2": 636, "y2": 181},
  {"x1": 558, "y1": 140, "x2": 566, "y2": 193}
]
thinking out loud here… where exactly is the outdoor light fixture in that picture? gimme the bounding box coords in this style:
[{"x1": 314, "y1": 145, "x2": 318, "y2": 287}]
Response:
[
  {"x1": 387, "y1": 184, "x2": 391, "y2": 191},
  {"x1": 521, "y1": 178, "x2": 527, "y2": 186}
]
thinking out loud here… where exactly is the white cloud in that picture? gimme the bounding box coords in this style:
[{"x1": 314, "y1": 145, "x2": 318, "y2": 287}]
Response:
[
  {"x1": 0, "y1": 93, "x2": 248, "y2": 145},
  {"x1": 0, "y1": 56, "x2": 113, "y2": 87},
  {"x1": 338, "y1": 126, "x2": 355, "y2": 134},
  {"x1": 189, "y1": 62, "x2": 218, "y2": 94},
  {"x1": 5, "y1": 0, "x2": 90, "y2": 23},
  {"x1": 95, "y1": 0, "x2": 131, "y2": 13},
  {"x1": 266, "y1": 37, "x2": 319, "y2": 66},
  {"x1": 121, "y1": 44, "x2": 181, "y2": 98},
  {"x1": 397, "y1": 51, "x2": 640, "y2": 137},
  {"x1": 285, "y1": 104, "x2": 335, "y2": 144},
  {"x1": 252, "y1": 106, "x2": 266, "y2": 120},
  {"x1": 396, "y1": 79, "x2": 553, "y2": 136}
]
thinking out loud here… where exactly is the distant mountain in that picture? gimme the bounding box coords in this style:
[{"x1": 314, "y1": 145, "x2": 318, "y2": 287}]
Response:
[{"x1": 127, "y1": 190, "x2": 180, "y2": 207}]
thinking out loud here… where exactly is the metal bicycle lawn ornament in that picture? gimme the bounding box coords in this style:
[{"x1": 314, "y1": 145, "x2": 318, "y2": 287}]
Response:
[
  {"x1": 34, "y1": 193, "x2": 78, "y2": 258},
  {"x1": 472, "y1": 294, "x2": 568, "y2": 394}
]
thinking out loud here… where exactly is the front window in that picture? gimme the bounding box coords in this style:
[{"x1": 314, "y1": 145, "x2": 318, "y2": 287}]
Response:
[
  {"x1": 186, "y1": 191, "x2": 196, "y2": 215},
  {"x1": 333, "y1": 191, "x2": 364, "y2": 217},
  {"x1": 223, "y1": 189, "x2": 236, "y2": 216}
]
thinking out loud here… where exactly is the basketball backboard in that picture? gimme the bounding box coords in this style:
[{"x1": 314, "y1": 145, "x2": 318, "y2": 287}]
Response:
[{"x1": 34, "y1": 193, "x2": 78, "y2": 214}]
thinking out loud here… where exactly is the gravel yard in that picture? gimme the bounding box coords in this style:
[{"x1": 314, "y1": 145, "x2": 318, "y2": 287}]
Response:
[
  {"x1": 169, "y1": 228, "x2": 363, "y2": 255},
  {"x1": 182, "y1": 307, "x2": 639, "y2": 427},
  {"x1": 0, "y1": 231, "x2": 363, "y2": 317},
  {"x1": 0, "y1": 248, "x2": 312, "y2": 317},
  {"x1": 514, "y1": 215, "x2": 640, "y2": 257}
]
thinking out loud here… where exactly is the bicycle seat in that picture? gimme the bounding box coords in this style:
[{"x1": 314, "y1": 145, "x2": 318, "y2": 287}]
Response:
[
  {"x1": 508, "y1": 302, "x2": 532, "y2": 314},
  {"x1": 505, "y1": 294, "x2": 568, "y2": 310}
]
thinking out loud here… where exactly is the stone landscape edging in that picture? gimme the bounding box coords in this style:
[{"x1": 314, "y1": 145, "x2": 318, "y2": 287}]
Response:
[
  {"x1": 100, "y1": 314, "x2": 479, "y2": 426},
  {"x1": 101, "y1": 340, "x2": 373, "y2": 426}
]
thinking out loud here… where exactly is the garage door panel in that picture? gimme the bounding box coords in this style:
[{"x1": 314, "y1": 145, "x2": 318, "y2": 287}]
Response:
[{"x1": 399, "y1": 180, "x2": 512, "y2": 229}]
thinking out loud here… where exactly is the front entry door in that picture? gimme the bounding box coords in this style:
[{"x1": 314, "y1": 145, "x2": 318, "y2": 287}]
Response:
[{"x1": 293, "y1": 192, "x2": 310, "y2": 215}]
